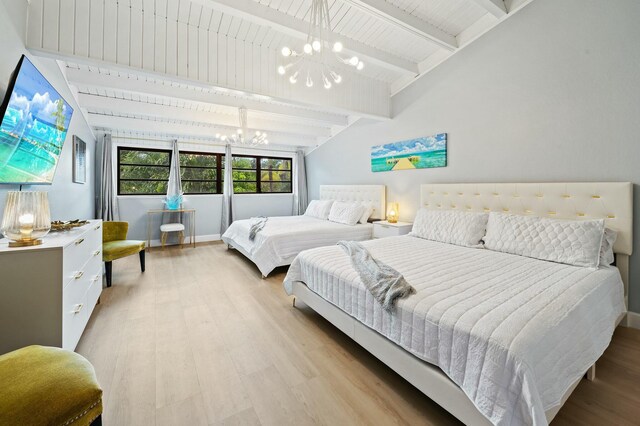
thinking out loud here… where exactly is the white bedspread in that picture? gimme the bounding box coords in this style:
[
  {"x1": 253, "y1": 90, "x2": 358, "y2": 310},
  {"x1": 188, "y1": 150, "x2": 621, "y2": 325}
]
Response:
[
  {"x1": 222, "y1": 215, "x2": 373, "y2": 276},
  {"x1": 284, "y1": 236, "x2": 625, "y2": 425}
]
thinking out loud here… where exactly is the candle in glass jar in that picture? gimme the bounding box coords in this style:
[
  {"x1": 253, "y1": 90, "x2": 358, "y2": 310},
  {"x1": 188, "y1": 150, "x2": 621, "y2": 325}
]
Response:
[{"x1": 18, "y1": 213, "x2": 35, "y2": 240}]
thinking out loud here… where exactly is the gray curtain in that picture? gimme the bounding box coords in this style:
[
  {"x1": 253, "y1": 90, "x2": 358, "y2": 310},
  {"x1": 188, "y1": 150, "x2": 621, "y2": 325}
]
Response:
[
  {"x1": 221, "y1": 144, "x2": 234, "y2": 234},
  {"x1": 99, "y1": 133, "x2": 119, "y2": 221},
  {"x1": 293, "y1": 150, "x2": 308, "y2": 215},
  {"x1": 167, "y1": 139, "x2": 182, "y2": 199}
]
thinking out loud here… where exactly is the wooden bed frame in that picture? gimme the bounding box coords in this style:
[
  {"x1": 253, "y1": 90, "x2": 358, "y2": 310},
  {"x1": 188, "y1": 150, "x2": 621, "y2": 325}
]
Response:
[{"x1": 291, "y1": 182, "x2": 633, "y2": 425}]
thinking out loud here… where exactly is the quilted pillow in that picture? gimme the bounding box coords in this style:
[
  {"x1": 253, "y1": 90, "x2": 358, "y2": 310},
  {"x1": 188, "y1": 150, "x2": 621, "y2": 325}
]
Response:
[
  {"x1": 358, "y1": 202, "x2": 375, "y2": 224},
  {"x1": 599, "y1": 228, "x2": 617, "y2": 267},
  {"x1": 410, "y1": 209, "x2": 489, "y2": 248},
  {"x1": 483, "y1": 213, "x2": 605, "y2": 268},
  {"x1": 328, "y1": 201, "x2": 365, "y2": 226},
  {"x1": 304, "y1": 200, "x2": 334, "y2": 220}
]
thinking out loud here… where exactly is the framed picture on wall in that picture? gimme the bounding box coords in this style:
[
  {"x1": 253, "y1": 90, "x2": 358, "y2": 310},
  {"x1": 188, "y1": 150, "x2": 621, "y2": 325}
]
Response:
[
  {"x1": 72, "y1": 136, "x2": 86, "y2": 184},
  {"x1": 371, "y1": 133, "x2": 447, "y2": 172}
]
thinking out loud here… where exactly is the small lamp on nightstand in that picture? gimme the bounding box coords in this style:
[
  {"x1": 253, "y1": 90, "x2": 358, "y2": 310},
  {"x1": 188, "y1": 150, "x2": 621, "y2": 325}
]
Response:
[
  {"x1": 1, "y1": 191, "x2": 51, "y2": 247},
  {"x1": 386, "y1": 202, "x2": 399, "y2": 223}
]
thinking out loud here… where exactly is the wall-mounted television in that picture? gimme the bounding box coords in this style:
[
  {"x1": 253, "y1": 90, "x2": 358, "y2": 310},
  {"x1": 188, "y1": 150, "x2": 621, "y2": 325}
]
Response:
[{"x1": 0, "y1": 55, "x2": 73, "y2": 184}]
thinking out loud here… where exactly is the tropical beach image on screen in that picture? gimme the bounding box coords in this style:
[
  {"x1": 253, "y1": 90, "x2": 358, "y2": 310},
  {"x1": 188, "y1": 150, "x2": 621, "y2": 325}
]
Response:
[
  {"x1": 371, "y1": 133, "x2": 447, "y2": 172},
  {"x1": 0, "y1": 56, "x2": 73, "y2": 184}
]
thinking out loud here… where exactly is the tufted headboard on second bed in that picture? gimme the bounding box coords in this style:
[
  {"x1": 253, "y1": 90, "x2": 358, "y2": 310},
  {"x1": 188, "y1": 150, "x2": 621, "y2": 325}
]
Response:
[
  {"x1": 419, "y1": 182, "x2": 633, "y2": 307},
  {"x1": 320, "y1": 185, "x2": 386, "y2": 221}
]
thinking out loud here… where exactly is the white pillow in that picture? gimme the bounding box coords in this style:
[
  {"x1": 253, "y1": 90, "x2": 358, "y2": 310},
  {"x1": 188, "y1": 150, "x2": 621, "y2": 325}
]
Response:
[
  {"x1": 328, "y1": 201, "x2": 365, "y2": 226},
  {"x1": 483, "y1": 213, "x2": 605, "y2": 268},
  {"x1": 358, "y1": 202, "x2": 375, "y2": 224},
  {"x1": 410, "y1": 209, "x2": 489, "y2": 248},
  {"x1": 304, "y1": 200, "x2": 334, "y2": 220},
  {"x1": 599, "y1": 228, "x2": 617, "y2": 267}
]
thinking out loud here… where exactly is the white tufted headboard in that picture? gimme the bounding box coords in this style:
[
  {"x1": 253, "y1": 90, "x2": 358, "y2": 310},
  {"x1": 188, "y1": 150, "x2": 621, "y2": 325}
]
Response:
[
  {"x1": 420, "y1": 182, "x2": 633, "y2": 306},
  {"x1": 320, "y1": 185, "x2": 386, "y2": 221}
]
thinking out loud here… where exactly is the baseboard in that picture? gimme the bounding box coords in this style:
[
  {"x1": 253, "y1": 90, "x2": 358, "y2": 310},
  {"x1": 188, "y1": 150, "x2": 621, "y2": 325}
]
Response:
[
  {"x1": 626, "y1": 311, "x2": 640, "y2": 329},
  {"x1": 148, "y1": 234, "x2": 221, "y2": 248}
]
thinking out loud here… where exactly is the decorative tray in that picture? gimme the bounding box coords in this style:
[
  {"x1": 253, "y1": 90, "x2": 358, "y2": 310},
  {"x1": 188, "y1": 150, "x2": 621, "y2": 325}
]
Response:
[{"x1": 51, "y1": 220, "x2": 90, "y2": 232}]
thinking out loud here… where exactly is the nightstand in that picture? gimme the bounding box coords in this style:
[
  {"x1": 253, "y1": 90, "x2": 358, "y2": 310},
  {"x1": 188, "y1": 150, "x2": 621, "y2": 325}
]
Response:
[{"x1": 372, "y1": 221, "x2": 413, "y2": 239}]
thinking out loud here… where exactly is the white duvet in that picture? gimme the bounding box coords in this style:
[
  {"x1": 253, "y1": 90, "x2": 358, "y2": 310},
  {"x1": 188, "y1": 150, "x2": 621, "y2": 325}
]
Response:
[
  {"x1": 284, "y1": 236, "x2": 625, "y2": 425},
  {"x1": 221, "y1": 215, "x2": 373, "y2": 276}
]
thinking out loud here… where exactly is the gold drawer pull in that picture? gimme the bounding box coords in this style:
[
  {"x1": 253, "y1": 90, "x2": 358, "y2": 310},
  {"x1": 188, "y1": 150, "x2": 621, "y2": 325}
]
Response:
[
  {"x1": 71, "y1": 303, "x2": 84, "y2": 314},
  {"x1": 93, "y1": 250, "x2": 101, "y2": 256},
  {"x1": 91, "y1": 275, "x2": 100, "y2": 283},
  {"x1": 74, "y1": 271, "x2": 84, "y2": 280},
  {"x1": 75, "y1": 238, "x2": 84, "y2": 246},
  {"x1": 94, "y1": 225, "x2": 101, "y2": 230}
]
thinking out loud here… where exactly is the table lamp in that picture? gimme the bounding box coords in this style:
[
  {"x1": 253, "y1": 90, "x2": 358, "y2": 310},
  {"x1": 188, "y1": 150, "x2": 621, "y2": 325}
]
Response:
[
  {"x1": 386, "y1": 202, "x2": 399, "y2": 223},
  {"x1": 1, "y1": 191, "x2": 52, "y2": 247}
]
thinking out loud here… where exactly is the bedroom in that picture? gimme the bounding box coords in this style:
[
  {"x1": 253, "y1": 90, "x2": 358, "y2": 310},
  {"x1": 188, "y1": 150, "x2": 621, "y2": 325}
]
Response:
[{"x1": 0, "y1": 0, "x2": 639, "y2": 425}]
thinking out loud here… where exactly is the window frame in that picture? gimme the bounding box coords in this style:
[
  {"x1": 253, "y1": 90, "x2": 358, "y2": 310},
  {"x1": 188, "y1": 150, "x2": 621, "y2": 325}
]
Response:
[{"x1": 117, "y1": 147, "x2": 293, "y2": 196}]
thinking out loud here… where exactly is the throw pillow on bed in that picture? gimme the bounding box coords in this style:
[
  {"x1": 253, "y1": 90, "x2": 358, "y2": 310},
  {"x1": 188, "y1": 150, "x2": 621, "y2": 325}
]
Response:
[
  {"x1": 358, "y1": 202, "x2": 375, "y2": 224},
  {"x1": 304, "y1": 200, "x2": 334, "y2": 220},
  {"x1": 599, "y1": 228, "x2": 617, "y2": 267},
  {"x1": 483, "y1": 212, "x2": 605, "y2": 268},
  {"x1": 328, "y1": 201, "x2": 366, "y2": 226},
  {"x1": 410, "y1": 209, "x2": 489, "y2": 248}
]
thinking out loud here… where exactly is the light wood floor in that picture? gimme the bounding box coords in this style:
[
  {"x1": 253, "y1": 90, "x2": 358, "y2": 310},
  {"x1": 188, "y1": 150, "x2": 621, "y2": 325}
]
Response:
[{"x1": 77, "y1": 242, "x2": 640, "y2": 426}]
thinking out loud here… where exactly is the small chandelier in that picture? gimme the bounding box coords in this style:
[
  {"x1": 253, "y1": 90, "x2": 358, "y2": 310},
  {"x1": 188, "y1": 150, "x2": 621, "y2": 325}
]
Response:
[
  {"x1": 278, "y1": 0, "x2": 364, "y2": 89},
  {"x1": 214, "y1": 107, "x2": 268, "y2": 146}
]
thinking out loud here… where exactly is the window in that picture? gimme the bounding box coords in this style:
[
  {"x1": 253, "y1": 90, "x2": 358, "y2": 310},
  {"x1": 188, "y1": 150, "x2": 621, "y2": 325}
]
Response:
[
  {"x1": 118, "y1": 147, "x2": 292, "y2": 195},
  {"x1": 231, "y1": 155, "x2": 292, "y2": 194}
]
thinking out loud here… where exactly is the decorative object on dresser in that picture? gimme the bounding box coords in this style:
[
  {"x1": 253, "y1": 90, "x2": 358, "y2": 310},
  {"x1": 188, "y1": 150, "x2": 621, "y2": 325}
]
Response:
[
  {"x1": 371, "y1": 133, "x2": 447, "y2": 172},
  {"x1": 102, "y1": 221, "x2": 145, "y2": 288},
  {"x1": 372, "y1": 220, "x2": 413, "y2": 239},
  {"x1": 1, "y1": 191, "x2": 51, "y2": 247},
  {"x1": 386, "y1": 202, "x2": 399, "y2": 223},
  {"x1": 51, "y1": 219, "x2": 90, "y2": 232},
  {"x1": 0, "y1": 220, "x2": 103, "y2": 354},
  {"x1": 72, "y1": 135, "x2": 87, "y2": 184}
]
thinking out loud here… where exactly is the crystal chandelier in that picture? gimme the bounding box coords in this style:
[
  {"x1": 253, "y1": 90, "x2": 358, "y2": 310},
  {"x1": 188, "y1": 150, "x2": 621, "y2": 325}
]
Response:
[
  {"x1": 214, "y1": 107, "x2": 268, "y2": 146},
  {"x1": 278, "y1": 0, "x2": 364, "y2": 89}
]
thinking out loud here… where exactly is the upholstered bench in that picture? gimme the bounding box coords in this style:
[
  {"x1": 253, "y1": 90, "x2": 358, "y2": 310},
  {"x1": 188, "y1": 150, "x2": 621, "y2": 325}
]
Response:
[{"x1": 0, "y1": 346, "x2": 103, "y2": 426}]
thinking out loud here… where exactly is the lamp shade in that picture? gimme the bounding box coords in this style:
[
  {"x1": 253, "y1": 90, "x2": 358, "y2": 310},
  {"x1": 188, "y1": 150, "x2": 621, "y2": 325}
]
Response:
[
  {"x1": 386, "y1": 202, "x2": 399, "y2": 223},
  {"x1": 1, "y1": 191, "x2": 51, "y2": 246}
]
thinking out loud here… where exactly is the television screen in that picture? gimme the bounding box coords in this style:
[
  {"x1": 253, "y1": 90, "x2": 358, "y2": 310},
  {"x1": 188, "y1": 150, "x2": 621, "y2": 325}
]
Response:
[{"x1": 0, "y1": 55, "x2": 73, "y2": 184}]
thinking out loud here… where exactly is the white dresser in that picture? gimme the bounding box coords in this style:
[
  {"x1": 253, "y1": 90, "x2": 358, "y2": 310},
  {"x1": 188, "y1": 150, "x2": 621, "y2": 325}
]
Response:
[{"x1": 0, "y1": 220, "x2": 103, "y2": 354}]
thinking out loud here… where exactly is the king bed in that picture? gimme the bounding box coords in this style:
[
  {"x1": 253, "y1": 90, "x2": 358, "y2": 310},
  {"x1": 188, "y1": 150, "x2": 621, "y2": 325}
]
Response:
[
  {"x1": 283, "y1": 182, "x2": 632, "y2": 426},
  {"x1": 222, "y1": 185, "x2": 385, "y2": 277}
]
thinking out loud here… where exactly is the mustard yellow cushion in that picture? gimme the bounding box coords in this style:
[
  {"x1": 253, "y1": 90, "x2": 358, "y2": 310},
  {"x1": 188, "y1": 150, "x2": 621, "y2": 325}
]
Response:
[
  {"x1": 0, "y1": 346, "x2": 102, "y2": 426},
  {"x1": 103, "y1": 240, "x2": 145, "y2": 262},
  {"x1": 102, "y1": 221, "x2": 129, "y2": 243}
]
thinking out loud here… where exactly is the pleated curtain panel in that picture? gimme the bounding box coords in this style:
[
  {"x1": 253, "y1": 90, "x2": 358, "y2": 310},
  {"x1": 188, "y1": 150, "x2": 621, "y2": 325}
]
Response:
[
  {"x1": 166, "y1": 139, "x2": 183, "y2": 204},
  {"x1": 293, "y1": 150, "x2": 308, "y2": 215},
  {"x1": 221, "y1": 144, "x2": 234, "y2": 234},
  {"x1": 99, "y1": 133, "x2": 119, "y2": 221}
]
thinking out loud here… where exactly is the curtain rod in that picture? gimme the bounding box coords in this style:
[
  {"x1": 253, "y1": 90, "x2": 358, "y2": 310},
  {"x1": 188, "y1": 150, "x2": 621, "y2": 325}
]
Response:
[{"x1": 109, "y1": 135, "x2": 302, "y2": 154}]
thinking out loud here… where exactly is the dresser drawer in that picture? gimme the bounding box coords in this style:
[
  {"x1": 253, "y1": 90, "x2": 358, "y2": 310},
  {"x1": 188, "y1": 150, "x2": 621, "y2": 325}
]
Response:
[
  {"x1": 62, "y1": 275, "x2": 88, "y2": 350},
  {"x1": 62, "y1": 224, "x2": 102, "y2": 284}
]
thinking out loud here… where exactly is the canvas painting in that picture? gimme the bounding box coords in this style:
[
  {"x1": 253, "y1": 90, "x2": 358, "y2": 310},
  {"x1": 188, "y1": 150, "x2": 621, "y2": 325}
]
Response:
[{"x1": 371, "y1": 133, "x2": 447, "y2": 172}]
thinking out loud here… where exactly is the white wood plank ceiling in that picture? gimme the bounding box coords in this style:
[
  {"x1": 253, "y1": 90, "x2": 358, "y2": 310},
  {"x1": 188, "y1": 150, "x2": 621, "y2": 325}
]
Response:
[{"x1": 25, "y1": 0, "x2": 534, "y2": 149}]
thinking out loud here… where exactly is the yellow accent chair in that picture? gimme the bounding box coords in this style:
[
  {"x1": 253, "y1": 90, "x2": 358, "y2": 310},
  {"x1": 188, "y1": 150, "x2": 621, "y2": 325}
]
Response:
[
  {"x1": 102, "y1": 221, "x2": 145, "y2": 288},
  {"x1": 0, "y1": 345, "x2": 103, "y2": 426}
]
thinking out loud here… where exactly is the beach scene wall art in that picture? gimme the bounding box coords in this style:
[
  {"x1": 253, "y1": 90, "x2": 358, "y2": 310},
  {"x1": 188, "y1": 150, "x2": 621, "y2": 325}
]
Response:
[{"x1": 371, "y1": 133, "x2": 447, "y2": 172}]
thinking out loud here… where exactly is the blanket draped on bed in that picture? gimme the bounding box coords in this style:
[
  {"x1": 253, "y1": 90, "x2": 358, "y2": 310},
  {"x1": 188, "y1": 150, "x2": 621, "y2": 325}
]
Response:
[
  {"x1": 338, "y1": 240, "x2": 415, "y2": 312},
  {"x1": 249, "y1": 216, "x2": 268, "y2": 241}
]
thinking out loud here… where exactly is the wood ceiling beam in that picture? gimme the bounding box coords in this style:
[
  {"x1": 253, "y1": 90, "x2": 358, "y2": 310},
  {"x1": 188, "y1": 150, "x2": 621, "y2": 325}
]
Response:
[
  {"x1": 77, "y1": 93, "x2": 333, "y2": 138},
  {"x1": 470, "y1": 0, "x2": 508, "y2": 17},
  {"x1": 87, "y1": 114, "x2": 319, "y2": 147},
  {"x1": 342, "y1": 0, "x2": 457, "y2": 51},
  {"x1": 63, "y1": 67, "x2": 350, "y2": 127},
  {"x1": 190, "y1": 0, "x2": 420, "y2": 74}
]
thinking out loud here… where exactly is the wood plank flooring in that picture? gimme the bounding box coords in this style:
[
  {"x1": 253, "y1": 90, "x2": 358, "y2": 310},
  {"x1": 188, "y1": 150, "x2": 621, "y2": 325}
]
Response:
[{"x1": 77, "y1": 242, "x2": 640, "y2": 426}]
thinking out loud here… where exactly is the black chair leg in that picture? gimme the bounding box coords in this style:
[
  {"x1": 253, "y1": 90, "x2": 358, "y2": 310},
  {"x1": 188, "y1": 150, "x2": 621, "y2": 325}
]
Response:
[
  {"x1": 105, "y1": 261, "x2": 112, "y2": 288},
  {"x1": 139, "y1": 250, "x2": 146, "y2": 273},
  {"x1": 91, "y1": 415, "x2": 102, "y2": 426}
]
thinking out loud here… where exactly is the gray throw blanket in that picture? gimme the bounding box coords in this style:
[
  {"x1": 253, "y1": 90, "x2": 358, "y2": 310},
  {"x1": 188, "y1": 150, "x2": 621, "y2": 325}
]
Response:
[
  {"x1": 249, "y1": 216, "x2": 268, "y2": 241},
  {"x1": 338, "y1": 240, "x2": 415, "y2": 312}
]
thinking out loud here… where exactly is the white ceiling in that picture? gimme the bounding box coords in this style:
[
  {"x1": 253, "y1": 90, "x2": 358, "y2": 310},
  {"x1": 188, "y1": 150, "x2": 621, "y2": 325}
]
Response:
[{"x1": 25, "y1": 0, "x2": 534, "y2": 150}]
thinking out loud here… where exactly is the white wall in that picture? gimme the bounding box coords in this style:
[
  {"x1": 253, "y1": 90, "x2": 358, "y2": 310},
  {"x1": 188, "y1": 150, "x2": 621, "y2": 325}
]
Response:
[
  {"x1": 306, "y1": 0, "x2": 640, "y2": 313},
  {"x1": 0, "y1": 0, "x2": 96, "y2": 222},
  {"x1": 107, "y1": 137, "x2": 295, "y2": 242}
]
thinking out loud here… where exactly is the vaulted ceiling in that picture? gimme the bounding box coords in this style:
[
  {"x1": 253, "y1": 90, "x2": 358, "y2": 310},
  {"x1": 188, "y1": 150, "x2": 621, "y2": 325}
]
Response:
[{"x1": 26, "y1": 0, "x2": 534, "y2": 150}]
